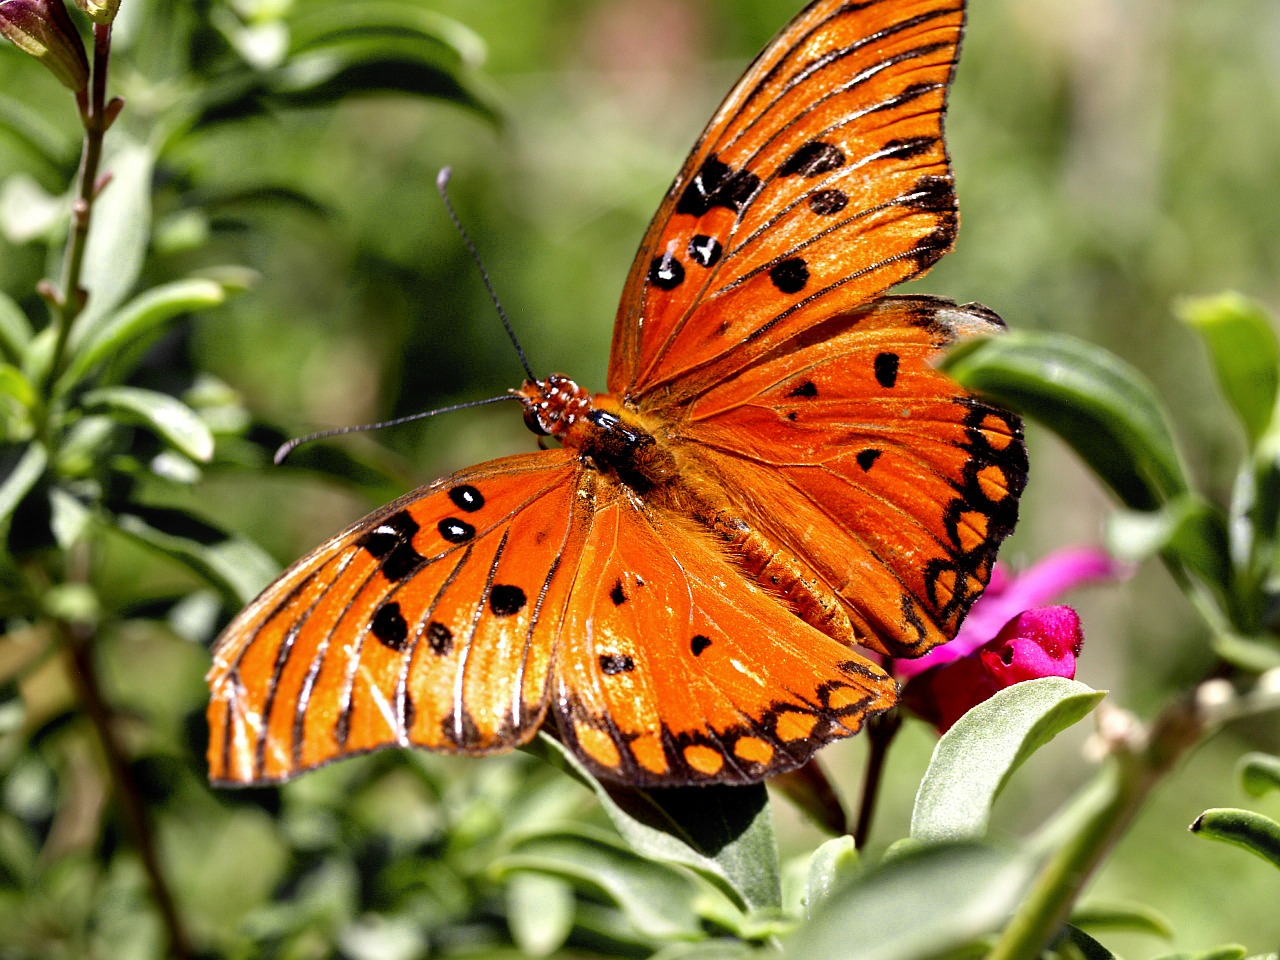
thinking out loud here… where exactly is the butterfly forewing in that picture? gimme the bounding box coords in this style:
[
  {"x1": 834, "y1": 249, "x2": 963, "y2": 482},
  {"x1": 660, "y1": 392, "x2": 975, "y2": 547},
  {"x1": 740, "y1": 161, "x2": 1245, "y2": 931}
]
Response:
[
  {"x1": 610, "y1": 0, "x2": 965, "y2": 402},
  {"x1": 552, "y1": 480, "x2": 896, "y2": 786},
  {"x1": 681, "y1": 297, "x2": 1026, "y2": 658},
  {"x1": 207, "y1": 451, "x2": 583, "y2": 785}
]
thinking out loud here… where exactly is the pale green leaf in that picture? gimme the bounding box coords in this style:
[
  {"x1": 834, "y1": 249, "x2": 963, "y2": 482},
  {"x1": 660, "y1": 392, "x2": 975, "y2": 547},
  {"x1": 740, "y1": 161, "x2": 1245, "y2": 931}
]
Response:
[
  {"x1": 1177, "y1": 293, "x2": 1280, "y2": 447},
  {"x1": 1239, "y1": 752, "x2": 1280, "y2": 798},
  {"x1": 111, "y1": 507, "x2": 278, "y2": 605},
  {"x1": 74, "y1": 136, "x2": 154, "y2": 332},
  {"x1": 505, "y1": 872, "x2": 574, "y2": 957},
  {"x1": 911, "y1": 678, "x2": 1106, "y2": 842},
  {"x1": 0, "y1": 443, "x2": 46, "y2": 526},
  {"x1": 492, "y1": 829, "x2": 703, "y2": 940},
  {"x1": 62, "y1": 278, "x2": 227, "y2": 388},
  {"x1": 529, "y1": 734, "x2": 780, "y2": 911},
  {"x1": 1072, "y1": 900, "x2": 1174, "y2": 939},
  {"x1": 784, "y1": 843, "x2": 1036, "y2": 960},
  {"x1": 804, "y1": 835, "x2": 858, "y2": 919},
  {"x1": 0, "y1": 289, "x2": 34, "y2": 362},
  {"x1": 82, "y1": 386, "x2": 215, "y2": 461}
]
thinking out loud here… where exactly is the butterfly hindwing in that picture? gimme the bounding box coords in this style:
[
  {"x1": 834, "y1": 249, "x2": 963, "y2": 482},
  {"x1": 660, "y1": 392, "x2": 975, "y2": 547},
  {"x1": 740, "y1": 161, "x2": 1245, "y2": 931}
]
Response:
[
  {"x1": 680, "y1": 296, "x2": 1027, "y2": 658},
  {"x1": 610, "y1": 0, "x2": 965, "y2": 402},
  {"x1": 551, "y1": 477, "x2": 896, "y2": 786},
  {"x1": 207, "y1": 451, "x2": 584, "y2": 785}
]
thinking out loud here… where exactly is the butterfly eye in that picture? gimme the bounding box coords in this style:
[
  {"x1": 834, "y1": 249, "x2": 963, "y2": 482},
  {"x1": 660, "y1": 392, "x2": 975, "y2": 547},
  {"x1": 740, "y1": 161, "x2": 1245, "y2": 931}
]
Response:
[{"x1": 523, "y1": 407, "x2": 551, "y2": 436}]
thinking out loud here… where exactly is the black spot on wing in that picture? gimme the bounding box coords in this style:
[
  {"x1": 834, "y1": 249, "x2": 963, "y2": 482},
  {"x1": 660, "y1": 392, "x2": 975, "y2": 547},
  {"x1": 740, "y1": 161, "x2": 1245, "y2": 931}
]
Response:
[
  {"x1": 610, "y1": 579, "x2": 627, "y2": 606},
  {"x1": 438, "y1": 518, "x2": 475, "y2": 544},
  {"x1": 448, "y1": 485, "x2": 485, "y2": 513},
  {"x1": 489, "y1": 584, "x2": 527, "y2": 617},
  {"x1": 687, "y1": 234, "x2": 723, "y2": 268},
  {"x1": 690, "y1": 635, "x2": 711, "y2": 657},
  {"x1": 599, "y1": 654, "x2": 636, "y2": 676},
  {"x1": 427, "y1": 620, "x2": 453, "y2": 655},
  {"x1": 358, "y1": 510, "x2": 425, "y2": 582},
  {"x1": 809, "y1": 189, "x2": 849, "y2": 216},
  {"x1": 676, "y1": 155, "x2": 760, "y2": 217},
  {"x1": 770, "y1": 258, "x2": 810, "y2": 294},
  {"x1": 857, "y1": 449, "x2": 882, "y2": 472},
  {"x1": 648, "y1": 254, "x2": 685, "y2": 291},
  {"x1": 875, "y1": 353, "x2": 900, "y2": 389},
  {"x1": 371, "y1": 602, "x2": 408, "y2": 651},
  {"x1": 788, "y1": 380, "x2": 818, "y2": 398},
  {"x1": 780, "y1": 141, "x2": 846, "y2": 177}
]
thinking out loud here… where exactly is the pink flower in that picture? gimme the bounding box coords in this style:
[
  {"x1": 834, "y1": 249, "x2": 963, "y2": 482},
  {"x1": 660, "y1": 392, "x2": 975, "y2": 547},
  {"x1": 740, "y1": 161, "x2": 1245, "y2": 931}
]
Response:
[{"x1": 898, "y1": 547, "x2": 1126, "y2": 733}]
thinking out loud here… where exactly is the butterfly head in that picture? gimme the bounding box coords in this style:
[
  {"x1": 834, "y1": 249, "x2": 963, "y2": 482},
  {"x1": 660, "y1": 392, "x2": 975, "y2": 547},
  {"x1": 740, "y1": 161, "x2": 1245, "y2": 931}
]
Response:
[{"x1": 513, "y1": 374, "x2": 594, "y2": 439}]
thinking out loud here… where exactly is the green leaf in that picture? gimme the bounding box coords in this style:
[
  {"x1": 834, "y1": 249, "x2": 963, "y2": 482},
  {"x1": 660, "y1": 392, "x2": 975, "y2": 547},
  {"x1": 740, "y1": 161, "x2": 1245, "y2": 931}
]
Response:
[
  {"x1": 82, "y1": 386, "x2": 215, "y2": 462},
  {"x1": 529, "y1": 734, "x2": 781, "y2": 911},
  {"x1": 911, "y1": 678, "x2": 1106, "y2": 842},
  {"x1": 0, "y1": 363, "x2": 36, "y2": 412},
  {"x1": 1177, "y1": 294, "x2": 1280, "y2": 447},
  {"x1": 1239, "y1": 752, "x2": 1280, "y2": 798},
  {"x1": 1211, "y1": 634, "x2": 1280, "y2": 673},
  {"x1": 0, "y1": 680, "x2": 25, "y2": 735},
  {"x1": 941, "y1": 332, "x2": 1189, "y2": 510},
  {"x1": 783, "y1": 843, "x2": 1036, "y2": 960},
  {"x1": 1189, "y1": 808, "x2": 1280, "y2": 870},
  {"x1": 62, "y1": 278, "x2": 228, "y2": 388},
  {"x1": 491, "y1": 829, "x2": 703, "y2": 940},
  {"x1": 1071, "y1": 900, "x2": 1174, "y2": 939},
  {"x1": 0, "y1": 444, "x2": 47, "y2": 527},
  {"x1": 804, "y1": 835, "x2": 858, "y2": 918},
  {"x1": 0, "y1": 173, "x2": 64, "y2": 243},
  {"x1": 270, "y1": 37, "x2": 499, "y2": 121},
  {"x1": 650, "y1": 943, "x2": 757, "y2": 960},
  {"x1": 111, "y1": 505, "x2": 278, "y2": 605},
  {"x1": 505, "y1": 872, "x2": 575, "y2": 957},
  {"x1": 0, "y1": 290, "x2": 33, "y2": 362},
  {"x1": 1057, "y1": 924, "x2": 1120, "y2": 960},
  {"x1": 74, "y1": 136, "x2": 155, "y2": 332},
  {"x1": 49, "y1": 487, "x2": 91, "y2": 549},
  {"x1": 1153, "y1": 949, "x2": 1249, "y2": 960},
  {"x1": 288, "y1": 2, "x2": 487, "y2": 68},
  {"x1": 1105, "y1": 495, "x2": 1230, "y2": 589}
]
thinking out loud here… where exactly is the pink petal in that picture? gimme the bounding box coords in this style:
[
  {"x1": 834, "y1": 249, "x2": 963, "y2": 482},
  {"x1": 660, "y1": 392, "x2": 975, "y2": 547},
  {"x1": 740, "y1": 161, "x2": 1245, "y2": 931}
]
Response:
[
  {"x1": 900, "y1": 605, "x2": 1083, "y2": 733},
  {"x1": 895, "y1": 546, "x2": 1123, "y2": 679}
]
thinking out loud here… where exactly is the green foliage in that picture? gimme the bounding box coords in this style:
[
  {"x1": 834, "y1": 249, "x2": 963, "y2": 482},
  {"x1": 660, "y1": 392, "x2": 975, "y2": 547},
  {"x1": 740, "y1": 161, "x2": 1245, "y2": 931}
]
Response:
[
  {"x1": 1, "y1": 1, "x2": 1279, "y2": 959},
  {"x1": 910, "y1": 678, "x2": 1106, "y2": 843}
]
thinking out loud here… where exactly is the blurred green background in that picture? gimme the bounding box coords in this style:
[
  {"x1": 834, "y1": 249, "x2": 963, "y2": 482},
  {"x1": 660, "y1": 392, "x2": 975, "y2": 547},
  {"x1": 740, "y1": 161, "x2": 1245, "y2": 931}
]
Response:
[{"x1": 2, "y1": 0, "x2": 1280, "y2": 956}]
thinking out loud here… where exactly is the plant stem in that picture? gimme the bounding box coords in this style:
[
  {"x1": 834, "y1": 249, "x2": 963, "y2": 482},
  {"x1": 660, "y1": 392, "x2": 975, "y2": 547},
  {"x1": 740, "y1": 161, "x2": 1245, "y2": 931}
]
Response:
[
  {"x1": 60, "y1": 620, "x2": 194, "y2": 960},
  {"x1": 853, "y1": 709, "x2": 901, "y2": 847},
  {"x1": 986, "y1": 699, "x2": 1203, "y2": 960},
  {"x1": 47, "y1": 21, "x2": 115, "y2": 389}
]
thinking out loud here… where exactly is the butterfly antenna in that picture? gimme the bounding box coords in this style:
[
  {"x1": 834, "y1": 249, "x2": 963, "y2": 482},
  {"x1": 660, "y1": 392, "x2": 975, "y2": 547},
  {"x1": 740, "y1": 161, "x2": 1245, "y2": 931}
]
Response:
[
  {"x1": 436, "y1": 167, "x2": 536, "y2": 381},
  {"x1": 273, "y1": 395, "x2": 516, "y2": 465}
]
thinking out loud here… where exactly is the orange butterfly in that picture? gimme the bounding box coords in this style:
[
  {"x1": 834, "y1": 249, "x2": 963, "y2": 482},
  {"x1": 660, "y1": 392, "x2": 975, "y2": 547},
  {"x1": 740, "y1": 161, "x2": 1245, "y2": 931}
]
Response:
[{"x1": 207, "y1": 0, "x2": 1026, "y2": 787}]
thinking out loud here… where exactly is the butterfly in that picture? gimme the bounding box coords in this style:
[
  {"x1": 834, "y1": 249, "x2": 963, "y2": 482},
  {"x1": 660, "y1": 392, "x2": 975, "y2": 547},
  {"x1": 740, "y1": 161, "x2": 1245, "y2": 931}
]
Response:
[{"x1": 207, "y1": 0, "x2": 1027, "y2": 788}]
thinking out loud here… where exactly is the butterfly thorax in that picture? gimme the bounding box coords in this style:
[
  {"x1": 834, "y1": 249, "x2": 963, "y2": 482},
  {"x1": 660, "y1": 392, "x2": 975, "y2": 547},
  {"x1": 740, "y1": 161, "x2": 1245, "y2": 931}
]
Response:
[{"x1": 513, "y1": 375, "x2": 679, "y2": 490}]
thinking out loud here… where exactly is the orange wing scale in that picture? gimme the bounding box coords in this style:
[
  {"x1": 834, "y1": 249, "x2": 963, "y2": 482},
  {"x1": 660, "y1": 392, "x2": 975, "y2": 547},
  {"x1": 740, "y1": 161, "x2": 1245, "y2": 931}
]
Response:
[
  {"x1": 552, "y1": 479, "x2": 894, "y2": 785},
  {"x1": 208, "y1": 0, "x2": 1026, "y2": 789},
  {"x1": 610, "y1": 0, "x2": 965, "y2": 402},
  {"x1": 680, "y1": 296, "x2": 1025, "y2": 659},
  {"x1": 208, "y1": 452, "x2": 583, "y2": 785}
]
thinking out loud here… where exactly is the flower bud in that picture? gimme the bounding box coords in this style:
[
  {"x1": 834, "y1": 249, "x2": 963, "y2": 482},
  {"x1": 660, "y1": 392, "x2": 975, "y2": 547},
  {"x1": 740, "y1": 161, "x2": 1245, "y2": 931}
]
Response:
[
  {"x1": 901, "y1": 605, "x2": 1084, "y2": 733},
  {"x1": 0, "y1": 0, "x2": 89, "y2": 91},
  {"x1": 72, "y1": 0, "x2": 118, "y2": 24}
]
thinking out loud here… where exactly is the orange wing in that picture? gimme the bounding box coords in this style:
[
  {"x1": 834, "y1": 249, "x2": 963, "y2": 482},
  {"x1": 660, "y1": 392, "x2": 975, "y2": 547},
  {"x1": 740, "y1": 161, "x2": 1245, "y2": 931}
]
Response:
[
  {"x1": 207, "y1": 451, "x2": 586, "y2": 785},
  {"x1": 550, "y1": 474, "x2": 895, "y2": 786},
  {"x1": 609, "y1": 0, "x2": 966, "y2": 403},
  {"x1": 677, "y1": 296, "x2": 1027, "y2": 659},
  {"x1": 207, "y1": 447, "x2": 894, "y2": 787}
]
